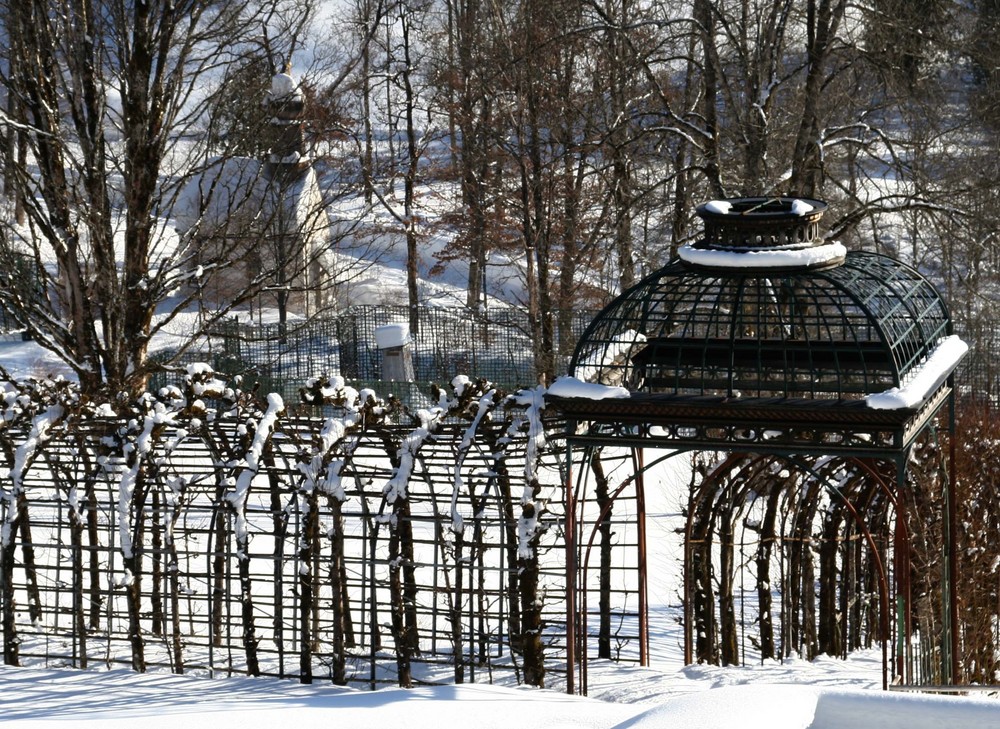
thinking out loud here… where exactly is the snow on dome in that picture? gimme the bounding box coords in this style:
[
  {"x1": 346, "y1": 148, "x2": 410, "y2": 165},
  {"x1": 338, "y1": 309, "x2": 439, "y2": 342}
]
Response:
[
  {"x1": 790, "y1": 199, "x2": 814, "y2": 215},
  {"x1": 374, "y1": 323, "x2": 410, "y2": 349},
  {"x1": 271, "y1": 72, "x2": 296, "y2": 97},
  {"x1": 865, "y1": 335, "x2": 968, "y2": 410},
  {"x1": 678, "y1": 241, "x2": 847, "y2": 269},
  {"x1": 547, "y1": 375, "x2": 630, "y2": 400},
  {"x1": 703, "y1": 200, "x2": 732, "y2": 214},
  {"x1": 573, "y1": 330, "x2": 647, "y2": 384}
]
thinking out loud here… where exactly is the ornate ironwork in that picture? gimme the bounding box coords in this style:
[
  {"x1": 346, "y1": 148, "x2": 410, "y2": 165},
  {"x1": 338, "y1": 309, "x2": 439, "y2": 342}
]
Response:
[{"x1": 548, "y1": 198, "x2": 964, "y2": 694}]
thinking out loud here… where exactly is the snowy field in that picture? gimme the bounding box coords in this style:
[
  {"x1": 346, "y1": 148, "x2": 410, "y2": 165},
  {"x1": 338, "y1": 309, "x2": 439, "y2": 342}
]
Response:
[{"x1": 2, "y1": 657, "x2": 999, "y2": 728}]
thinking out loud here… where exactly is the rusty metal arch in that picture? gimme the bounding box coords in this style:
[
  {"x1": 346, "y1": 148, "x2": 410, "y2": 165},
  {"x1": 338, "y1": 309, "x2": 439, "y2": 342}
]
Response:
[
  {"x1": 680, "y1": 453, "x2": 901, "y2": 688},
  {"x1": 568, "y1": 446, "x2": 690, "y2": 693}
]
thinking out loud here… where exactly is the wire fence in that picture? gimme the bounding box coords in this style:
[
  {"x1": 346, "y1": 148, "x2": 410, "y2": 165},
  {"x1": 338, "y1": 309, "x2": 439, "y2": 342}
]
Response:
[
  {"x1": 0, "y1": 299, "x2": 995, "y2": 405},
  {"x1": 202, "y1": 306, "x2": 597, "y2": 403},
  {"x1": 953, "y1": 321, "x2": 1000, "y2": 404}
]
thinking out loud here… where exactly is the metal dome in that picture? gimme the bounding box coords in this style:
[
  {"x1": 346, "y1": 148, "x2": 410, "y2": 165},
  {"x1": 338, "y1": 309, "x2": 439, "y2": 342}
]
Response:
[
  {"x1": 571, "y1": 251, "x2": 950, "y2": 400},
  {"x1": 571, "y1": 198, "x2": 951, "y2": 400},
  {"x1": 550, "y1": 197, "x2": 964, "y2": 455}
]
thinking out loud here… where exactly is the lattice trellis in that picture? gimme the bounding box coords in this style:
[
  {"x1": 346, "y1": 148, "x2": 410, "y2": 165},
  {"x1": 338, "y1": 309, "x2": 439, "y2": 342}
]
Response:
[{"x1": 0, "y1": 374, "x2": 593, "y2": 689}]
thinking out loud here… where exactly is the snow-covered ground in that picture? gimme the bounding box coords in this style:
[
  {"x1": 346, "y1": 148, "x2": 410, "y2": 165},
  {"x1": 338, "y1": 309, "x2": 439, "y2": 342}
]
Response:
[{"x1": 2, "y1": 658, "x2": 998, "y2": 729}]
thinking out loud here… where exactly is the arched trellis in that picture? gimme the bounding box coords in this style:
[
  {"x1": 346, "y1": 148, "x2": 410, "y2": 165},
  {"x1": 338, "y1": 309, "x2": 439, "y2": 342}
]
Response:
[
  {"x1": 553, "y1": 427, "x2": 957, "y2": 696},
  {"x1": 0, "y1": 373, "x2": 567, "y2": 689},
  {"x1": 682, "y1": 454, "x2": 898, "y2": 683},
  {"x1": 546, "y1": 197, "x2": 967, "y2": 695}
]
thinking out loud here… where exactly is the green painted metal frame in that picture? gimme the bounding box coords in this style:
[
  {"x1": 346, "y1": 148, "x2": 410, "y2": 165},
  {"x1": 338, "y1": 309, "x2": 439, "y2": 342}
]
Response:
[
  {"x1": 570, "y1": 252, "x2": 949, "y2": 401},
  {"x1": 551, "y1": 248, "x2": 961, "y2": 695}
]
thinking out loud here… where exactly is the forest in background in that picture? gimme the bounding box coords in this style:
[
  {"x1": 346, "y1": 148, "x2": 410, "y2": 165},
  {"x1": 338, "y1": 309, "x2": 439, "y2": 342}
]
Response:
[
  {"x1": 309, "y1": 0, "x2": 1000, "y2": 382},
  {"x1": 0, "y1": 0, "x2": 997, "y2": 395},
  {"x1": 0, "y1": 0, "x2": 997, "y2": 688}
]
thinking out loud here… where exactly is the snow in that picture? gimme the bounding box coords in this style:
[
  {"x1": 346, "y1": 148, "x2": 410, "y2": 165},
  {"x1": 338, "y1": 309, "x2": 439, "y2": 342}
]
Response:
[
  {"x1": 678, "y1": 241, "x2": 847, "y2": 268},
  {"x1": 865, "y1": 335, "x2": 969, "y2": 409},
  {"x1": 704, "y1": 199, "x2": 732, "y2": 214},
  {"x1": 374, "y1": 322, "x2": 410, "y2": 349},
  {"x1": 226, "y1": 392, "x2": 284, "y2": 552},
  {"x1": 548, "y1": 375, "x2": 631, "y2": 400},
  {"x1": 0, "y1": 663, "x2": 996, "y2": 729},
  {"x1": 617, "y1": 684, "x2": 1000, "y2": 729},
  {"x1": 268, "y1": 72, "x2": 301, "y2": 101},
  {"x1": 573, "y1": 330, "x2": 647, "y2": 384},
  {"x1": 791, "y1": 199, "x2": 815, "y2": 215}
]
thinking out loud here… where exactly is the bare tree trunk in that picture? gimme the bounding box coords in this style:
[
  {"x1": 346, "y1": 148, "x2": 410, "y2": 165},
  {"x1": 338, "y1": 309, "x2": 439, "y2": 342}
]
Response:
[
  {"x1": 360, "y1": 0, "x2": 375, "y2": 207},
  {"x1": 86, "y1": 477, "x2": 102, "y2": 631},
  {"x1": 123, "y1": 470, "x2": 147, "y2": 672},
  {"x1": 451, "y1": 526, "x2": 466, "y2": 683},
  {"x1": 389, "y1": 497, "x2": 418, "y2": 687},
  {"x1": 298, "y1": 489, "x2": 318, "y2": 683},
  {"x1": 606, "y1": 0, "x2": 635, "y2": 290},
  {"x1": 718, "y1": 494, "x2": 739, "y2": 666},
  {"x1": 327, "y1": 496, "x2": 350, "y2": 685},
  {"x1": 591, "y1": 452, "x2": 614, "y2": 659},
  {"x1": 235, "y1": 513, "x2": 261, "y2": 676},
  {"x1": 1, "y1": 496, "x2": 20, "y2": 665},
  {"x1": 691, "y1": 492, "x2": 717, "y2": 663},
  {"x1": 266, "y1": 462, "x2": 289, "y2": 674},
  {"x1": 401, "y1": 5, "x2": 421, "y2": 335},
  {"x1": 518, "y1": 494, "x2": 545, "y2": 686},
  {"x1": 694, "y1": 0, "x2": 724, "y2": 196},
  {"x1": 790, "y1": 0, "x2": 846, "y2": 195},
  {"x1": 16, "y1": 497, "x2": 41, "y2": 623},
  {"x1": 151, "y1": 487, "x2": 164, "y2": 636},
  {"x1": 455, "y1": 0, "x2": 490, "y2": 310},
  {"x1": 818, "y1": 511, "x2": 843, "y2": 656},
  {"x1": 755, "y1": 488, "x2": 781, "y2": 660},
  {"x1": 211, "y1": 505, "x2": 227, "y2": 649}
]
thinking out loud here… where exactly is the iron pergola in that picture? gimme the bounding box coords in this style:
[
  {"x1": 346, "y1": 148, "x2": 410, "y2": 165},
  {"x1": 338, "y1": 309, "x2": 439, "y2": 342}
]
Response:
[{"x1": 545, "y1": 197, "x2": 967, "y2": 694}]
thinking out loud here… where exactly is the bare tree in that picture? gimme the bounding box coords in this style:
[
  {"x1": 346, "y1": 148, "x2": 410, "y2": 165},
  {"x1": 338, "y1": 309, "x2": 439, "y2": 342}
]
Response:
[{"x1": 0, "y1": 0, "x2": 369, "y2": 401}]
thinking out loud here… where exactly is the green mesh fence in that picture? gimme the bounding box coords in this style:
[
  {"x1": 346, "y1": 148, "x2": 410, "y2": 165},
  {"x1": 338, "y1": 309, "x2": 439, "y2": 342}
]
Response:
[{"x1": 201, "y1": 305, "x2": 595, "y2": 402}]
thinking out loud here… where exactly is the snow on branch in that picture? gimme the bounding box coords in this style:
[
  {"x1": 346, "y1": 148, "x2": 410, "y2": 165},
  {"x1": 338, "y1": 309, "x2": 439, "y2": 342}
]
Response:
[
  {"x1": 509, "y1": 386, "x2": 548, "y2": 560},
  {"x1": 448, "y1": 377, "x2": 498, "y2": 536},
  {"x1": 226, "y1": 393, "x2": 285, "y2": 555},
  {"x1": 297, "y1": 375, "x2": 382, "y2": 507}
]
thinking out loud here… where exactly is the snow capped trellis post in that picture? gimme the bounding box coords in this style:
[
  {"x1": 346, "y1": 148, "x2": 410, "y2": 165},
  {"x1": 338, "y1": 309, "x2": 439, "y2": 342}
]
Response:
[
  {"x1": 106, "y1": 381, "x2": 191, "y2": 672},
  {"x1": 228, "y1": 390, "x2": 284, "y2": 677},
  {"x1": 507, "y1": 385, "x2": 549, "y2": 687},
  {"x1": 437, "y1": 376, "x2": 499, "y2": 684},
  {"x1": 0, "y1": 378, "x2": 74, "y2": 665},
  {"x1": 296, "y1": 375, "x2": 383, "y2": 685},
  {"x1": 382, "y1": 390, "x2": 451, "y2": 688}
]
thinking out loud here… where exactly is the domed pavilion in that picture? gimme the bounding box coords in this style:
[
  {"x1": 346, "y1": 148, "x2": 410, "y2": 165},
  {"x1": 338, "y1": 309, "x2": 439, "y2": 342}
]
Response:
[{"x1": 545, "y1": 197, "x2": 967, "y2": 693}]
